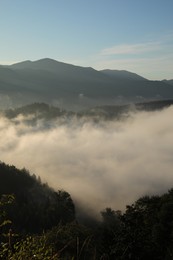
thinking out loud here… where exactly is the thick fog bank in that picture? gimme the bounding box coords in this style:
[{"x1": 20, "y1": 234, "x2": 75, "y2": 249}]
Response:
[{"x1": 0, "y1": 106, "x2": 173, "y2": 217}]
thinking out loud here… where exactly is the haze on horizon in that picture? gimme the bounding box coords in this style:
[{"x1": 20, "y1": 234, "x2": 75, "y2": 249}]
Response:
[{"x1": 0, "y1": 0, "x2": 173, "y2": 80}]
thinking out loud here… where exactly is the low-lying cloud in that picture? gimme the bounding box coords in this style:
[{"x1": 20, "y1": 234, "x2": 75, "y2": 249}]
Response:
[{"x1": 0, "y1": 106, "x2": 173, "y2": 218}]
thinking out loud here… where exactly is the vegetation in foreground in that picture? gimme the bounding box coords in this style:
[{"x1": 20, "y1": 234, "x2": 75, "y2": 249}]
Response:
[{"x1": 0, "y1": 162, "x2": 173, "y2": 259}]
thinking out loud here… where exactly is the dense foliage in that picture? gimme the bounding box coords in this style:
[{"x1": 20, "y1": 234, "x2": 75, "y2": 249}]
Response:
[
  {"x1": 1, "y1": 161, "x2": 173, "y2": 259},
  {"x1": 0, "y1": 162, "x2": 75, "y2": 234}
]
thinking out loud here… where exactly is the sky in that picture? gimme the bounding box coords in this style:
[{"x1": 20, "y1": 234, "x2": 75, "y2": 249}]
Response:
[{"x1": 0, "y1": 0, "x2": 173, "y2": 80}]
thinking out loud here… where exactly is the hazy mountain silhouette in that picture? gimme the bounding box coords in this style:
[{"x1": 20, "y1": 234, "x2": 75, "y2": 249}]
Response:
[
  {"x1": 0, "y1": 58, "x2": 173, "y2": 110},
  {"x1": 162, "y1": 79, "x2": 173, "y2": 86},
  {"x1": 100, "y1": 69, "x2": 147, "y2": 81}
]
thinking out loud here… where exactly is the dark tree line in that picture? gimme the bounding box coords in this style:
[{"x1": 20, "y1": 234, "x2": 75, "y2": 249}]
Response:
[
  {"x1": 3, "y1": 100, "x2": 173, "y2": 126},
  {"x1": 1, "y1": 161, "x2": 173, "y2": 259},
  {"x1": 0, "y1": 162, "x2": 75, "y2": 234}
]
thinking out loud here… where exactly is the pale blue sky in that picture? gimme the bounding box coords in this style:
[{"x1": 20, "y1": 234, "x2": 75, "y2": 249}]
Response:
[{"x1": 0, "y1": 0, "x2": 173, "y2": 79}]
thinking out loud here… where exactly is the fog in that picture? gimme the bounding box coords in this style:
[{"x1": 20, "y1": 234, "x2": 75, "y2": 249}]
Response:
[{"x1": 0, "y1": 106, "x2": 173, "y2": 218}]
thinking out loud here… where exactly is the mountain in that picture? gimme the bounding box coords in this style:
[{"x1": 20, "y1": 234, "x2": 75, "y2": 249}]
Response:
[
  {"x1": 162, "y1": 79, "x2": 173, "y2": 86},
  {"x1": 0, "y1": 58, "x2": 173, "y2": 110},
  {"x1": 100, "y1": 69, "x2": 147, "y2": 81}
]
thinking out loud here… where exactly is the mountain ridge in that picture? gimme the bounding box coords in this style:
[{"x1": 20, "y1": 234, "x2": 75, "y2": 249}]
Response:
[
  {"x1": 3, "y1": 58, "x2": 173, "y2": 81},
  {"x1": 100, "y1": 69, "x2": 147, "y2": 81},
  {"x1": 0, "y1": 58, "x2": 173, "y2": 110}
]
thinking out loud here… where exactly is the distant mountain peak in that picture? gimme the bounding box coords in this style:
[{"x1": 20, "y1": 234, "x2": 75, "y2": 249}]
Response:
[
  {"x1": 38, "y1": 58, "x2": 54, "y2": 62},
  {"x1": 13, "y1": 60, "x2": 32, "y2": 65},
  {"x1": 10, "y1": 58, "x2": 62, "y2": 71},
  {"x1": 34, "y1": 58, "x2": 60, "y2": 64},
  {"x1": 10, "y1": 58, "x2": 86, "y2": 72},
  {"x1": 11, "y1": 60, "x2": 32, "y2": 69}
]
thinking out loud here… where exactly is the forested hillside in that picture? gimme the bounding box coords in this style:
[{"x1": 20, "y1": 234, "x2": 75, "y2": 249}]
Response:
[
  {"x1": 0, "y1": 162, "x2": 75, "y2": 234},
  {"x1": 2, "y1": 99, "x2": 173, "y2": 123},
  {"x1": 1, "y1": 161, "x2": 173, "y2": 259}
]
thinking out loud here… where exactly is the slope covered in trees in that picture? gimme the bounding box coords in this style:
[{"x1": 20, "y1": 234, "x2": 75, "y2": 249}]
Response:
[
  {"x1": 0, "y1": 162, "x2": 75, "y2": 234},
  {"x1": 1, "y1": 161, "x2": 173, "y2": 259},
  {"x1": 2, "y1": 99, "x2": 173, "y2": 123}
]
